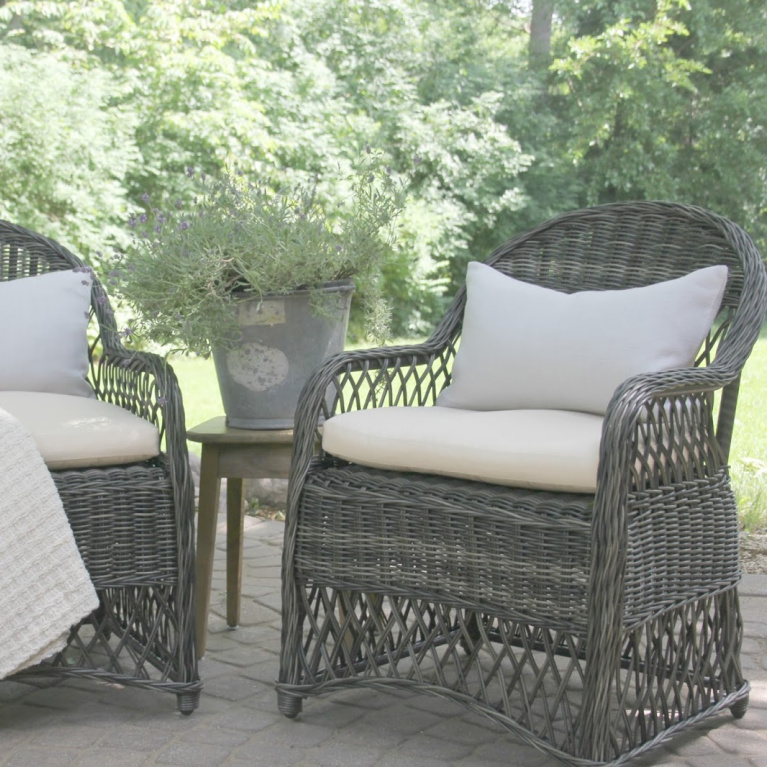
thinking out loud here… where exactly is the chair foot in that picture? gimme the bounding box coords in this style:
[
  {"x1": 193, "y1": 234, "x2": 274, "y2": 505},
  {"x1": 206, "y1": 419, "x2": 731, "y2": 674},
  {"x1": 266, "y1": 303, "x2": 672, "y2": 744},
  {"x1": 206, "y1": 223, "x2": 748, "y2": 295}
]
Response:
[
  {"x1": 730, "y1": 694, "x2": 749, "y2": 719},
  {"x1": 177, "y1": 690, "x2": 201, "y2": 715},
  {"x1": 278, "y1": 690, "x2": 303, "y2": 719}
]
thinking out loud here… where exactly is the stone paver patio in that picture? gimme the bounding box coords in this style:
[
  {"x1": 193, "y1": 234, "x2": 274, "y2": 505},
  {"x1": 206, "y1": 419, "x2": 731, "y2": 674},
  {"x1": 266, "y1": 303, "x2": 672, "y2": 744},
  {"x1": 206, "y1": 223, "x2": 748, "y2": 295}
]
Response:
[{"x1": 1, "y1": 512, "x2": 766, "y2": 767}]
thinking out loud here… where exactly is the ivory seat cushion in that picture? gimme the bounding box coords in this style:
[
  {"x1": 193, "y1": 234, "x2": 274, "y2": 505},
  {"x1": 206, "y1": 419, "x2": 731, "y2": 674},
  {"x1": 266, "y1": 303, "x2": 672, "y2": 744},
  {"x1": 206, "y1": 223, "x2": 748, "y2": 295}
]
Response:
[
  {"x1": 322, "y1": 406, "x2": 604, "y2": 493},
  {"x1": 0, "y1": 391, "x2": 160, "y2": 470}
]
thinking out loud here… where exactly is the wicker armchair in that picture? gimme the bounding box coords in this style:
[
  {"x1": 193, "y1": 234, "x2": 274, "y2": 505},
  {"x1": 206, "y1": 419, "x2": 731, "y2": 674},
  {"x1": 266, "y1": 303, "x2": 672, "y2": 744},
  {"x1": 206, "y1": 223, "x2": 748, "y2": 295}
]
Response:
[
  {"x1": 277, "y1": 202, "x2": 767, "y2": 765},
  {"x1": 0, "y1": 220, "x2": 201, "y2": 713}
]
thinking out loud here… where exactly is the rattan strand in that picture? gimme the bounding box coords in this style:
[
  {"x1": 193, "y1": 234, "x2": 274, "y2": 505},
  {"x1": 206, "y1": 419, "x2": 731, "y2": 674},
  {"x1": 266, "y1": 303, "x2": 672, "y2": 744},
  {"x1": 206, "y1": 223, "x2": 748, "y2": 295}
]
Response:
[
  {"x1": 278, "y1": 202, "x2": 767, "y2": 765},
  {"x1": 0, "y1": 220, "x2": 201, "y2": 712}
]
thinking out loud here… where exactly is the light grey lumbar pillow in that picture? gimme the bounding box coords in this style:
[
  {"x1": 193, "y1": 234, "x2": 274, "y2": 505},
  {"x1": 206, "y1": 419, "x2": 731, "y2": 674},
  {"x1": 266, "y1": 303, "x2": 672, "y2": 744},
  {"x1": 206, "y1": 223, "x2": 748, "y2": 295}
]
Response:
[
  {"x1": 437, "y1": 261, "x2": 728, "y2": 415},
  {"x1": 0, "y1": 269, "x2": 93, "y2": 397}
]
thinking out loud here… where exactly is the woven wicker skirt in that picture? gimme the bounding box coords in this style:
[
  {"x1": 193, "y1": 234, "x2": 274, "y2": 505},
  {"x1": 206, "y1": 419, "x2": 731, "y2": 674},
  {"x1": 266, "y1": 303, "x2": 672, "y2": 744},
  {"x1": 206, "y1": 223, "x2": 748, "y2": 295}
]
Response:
[
  {"x1": 11, "y1": 458, "x2": 200, "y2": 711},
  {"x1": 279, "y1": 464, "x2": 748, "y2": 765}
]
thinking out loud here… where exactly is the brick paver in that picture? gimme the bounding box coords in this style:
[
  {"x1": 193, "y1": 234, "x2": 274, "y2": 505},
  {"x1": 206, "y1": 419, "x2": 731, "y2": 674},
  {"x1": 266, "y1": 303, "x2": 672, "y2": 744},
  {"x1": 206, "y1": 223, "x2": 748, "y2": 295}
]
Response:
[{"x1": 1, "y1": 514, "x2": 765, "y2": 767}]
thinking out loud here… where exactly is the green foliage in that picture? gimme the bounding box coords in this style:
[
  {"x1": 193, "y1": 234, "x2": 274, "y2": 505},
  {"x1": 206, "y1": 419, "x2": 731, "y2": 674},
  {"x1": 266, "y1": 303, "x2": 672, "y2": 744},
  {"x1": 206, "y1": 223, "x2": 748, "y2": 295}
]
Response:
[
  {"x1": 552, "y1": 1, "x2": 706, "y2": 199},
  {"x1": 260, "y1": 0, "x2": 536, "y2": 318},
  {"x1": 2, "y1": 0, "x2": 766, "y2": 334},
  {"x1": 0, "y1": 43, "x2": 138, "y2": 262},
  {"x1": 549, "y1": 0, "x2": 767, "y2": 251},
  {"x1": 396, "y1": 93, "x2": 533, "y2": 290},
  {"x1": 0, "y1": 0, "x2": 538, "y2": 335},
  {"x1": 115, "y1": 151, "x2": 408, "y2": 355}
]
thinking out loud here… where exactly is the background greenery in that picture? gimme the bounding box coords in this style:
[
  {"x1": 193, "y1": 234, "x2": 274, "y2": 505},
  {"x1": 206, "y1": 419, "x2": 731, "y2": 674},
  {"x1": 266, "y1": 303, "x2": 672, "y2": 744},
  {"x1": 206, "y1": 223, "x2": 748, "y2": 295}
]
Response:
[
  {"x1": 1, "y1": 0, "x2": 765, "y2": 526},
  {"x1": 2, "y1": 0, "x2": 766, "y2": 335}
]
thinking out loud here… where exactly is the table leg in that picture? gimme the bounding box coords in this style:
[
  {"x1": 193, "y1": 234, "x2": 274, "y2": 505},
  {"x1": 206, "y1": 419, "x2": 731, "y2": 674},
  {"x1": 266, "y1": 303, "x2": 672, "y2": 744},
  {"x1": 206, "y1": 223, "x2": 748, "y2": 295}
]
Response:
[
  {"x1": 195, "y1": 444, "x2": 222, "y2": 659},
  {"x1": 226, "y1": 477, "x2": 245, "y2": 628}
]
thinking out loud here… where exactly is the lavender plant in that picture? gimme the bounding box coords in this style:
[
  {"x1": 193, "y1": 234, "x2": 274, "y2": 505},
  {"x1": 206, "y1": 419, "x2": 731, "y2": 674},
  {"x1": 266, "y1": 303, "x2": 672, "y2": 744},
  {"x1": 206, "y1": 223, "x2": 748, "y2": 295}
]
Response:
[{"x1": 115, "y1": 150, "x2": 408, "y2": 356}]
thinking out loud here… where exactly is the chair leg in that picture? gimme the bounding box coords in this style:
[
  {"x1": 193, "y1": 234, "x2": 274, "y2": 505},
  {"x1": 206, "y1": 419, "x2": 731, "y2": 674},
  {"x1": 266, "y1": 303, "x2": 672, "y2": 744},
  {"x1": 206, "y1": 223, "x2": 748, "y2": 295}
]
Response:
[
  {"x1": 730, "y1": 694, "x2": 749, "y2": 719},
  {"x1": 278, "y1": 690, "x2": 303, "y2": 719},
  {"x1": 176, "y1": 690, "x2": 201, "y2": 715}
]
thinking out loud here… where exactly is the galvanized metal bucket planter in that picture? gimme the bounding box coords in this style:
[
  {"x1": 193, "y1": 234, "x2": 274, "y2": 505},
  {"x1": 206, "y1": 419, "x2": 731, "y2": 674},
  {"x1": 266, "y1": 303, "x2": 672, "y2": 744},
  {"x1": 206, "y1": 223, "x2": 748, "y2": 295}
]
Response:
[{"x1": 212, "y1": 281, "x2": 354, "y2": 429}]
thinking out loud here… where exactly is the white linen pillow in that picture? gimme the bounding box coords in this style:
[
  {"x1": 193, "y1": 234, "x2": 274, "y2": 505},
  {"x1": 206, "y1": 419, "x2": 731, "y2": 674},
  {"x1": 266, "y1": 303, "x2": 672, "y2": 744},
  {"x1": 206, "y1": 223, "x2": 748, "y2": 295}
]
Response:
[
  {"x1": 0, "y1": 269, "x2": 93, "y2": 397},
  {"x1": 437, "y1": 261, "x2": 728, "y2": 415}
]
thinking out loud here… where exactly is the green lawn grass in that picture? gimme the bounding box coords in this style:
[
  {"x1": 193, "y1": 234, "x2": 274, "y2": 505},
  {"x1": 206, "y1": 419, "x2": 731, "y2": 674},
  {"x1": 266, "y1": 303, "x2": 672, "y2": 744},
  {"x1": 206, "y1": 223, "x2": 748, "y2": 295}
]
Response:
[
  {"x1": 729, "y1": 328, "x2": 767, "y2": 531},
  {"x1": 168, "y1": 355, "x2": 222, "y2": 457},
  {"x1": 172, "y1": 333, "x2": 767, "y2": 530}
]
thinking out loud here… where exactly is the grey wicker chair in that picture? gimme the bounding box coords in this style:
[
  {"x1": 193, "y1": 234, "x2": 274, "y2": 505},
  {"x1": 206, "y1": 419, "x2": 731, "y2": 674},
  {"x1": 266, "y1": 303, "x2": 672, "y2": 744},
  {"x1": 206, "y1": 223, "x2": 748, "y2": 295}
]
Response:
[
  {"x1": 0, "y1": 220, "x2": 201, "y2": 713},
  {"x1": 277, "y1": 202, "x2": 767, "y2": 765}
]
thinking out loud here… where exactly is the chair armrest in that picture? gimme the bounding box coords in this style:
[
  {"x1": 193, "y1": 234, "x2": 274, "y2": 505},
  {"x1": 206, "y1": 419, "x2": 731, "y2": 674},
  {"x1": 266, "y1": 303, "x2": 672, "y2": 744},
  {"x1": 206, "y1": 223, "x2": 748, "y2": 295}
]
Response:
[
  {"x1": 584, "y1": 363, "x2": 743, "y2": 717},
  {"x1": 297, "y1": 338, "x2": 452, "y2": 428},
  {"x1": 286, "y1": 339, "x2": 455, "y2": 507},
  {"x1": 599, "y1": 361, "x2": 738, "y2": 490},
  {"x1": 595, "y1": 361, "x2": 740, "y2": 540},
  {"x1": 587, "y1": 362, "x2": 740, "y2": 643},
  {"x1": 93, "y1": 346, "x2": 196, "y2": 537},
  {"x1": 91, "y1": 347, "x2": 191, "y2": 497}
]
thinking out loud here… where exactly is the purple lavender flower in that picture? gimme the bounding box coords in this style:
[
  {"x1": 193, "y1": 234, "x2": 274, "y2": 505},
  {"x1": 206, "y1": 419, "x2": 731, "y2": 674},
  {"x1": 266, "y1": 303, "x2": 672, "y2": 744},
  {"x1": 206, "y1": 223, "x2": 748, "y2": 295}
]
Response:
[
  {"x1": 179, "y1": 220, "x2": 190, "y2": 231},
  {"x1": 141, "y1": 193, "x2": 150, "y2": 203},
  {"x1": 139, "y1": 213, "x2": 148, "y2": 224}
]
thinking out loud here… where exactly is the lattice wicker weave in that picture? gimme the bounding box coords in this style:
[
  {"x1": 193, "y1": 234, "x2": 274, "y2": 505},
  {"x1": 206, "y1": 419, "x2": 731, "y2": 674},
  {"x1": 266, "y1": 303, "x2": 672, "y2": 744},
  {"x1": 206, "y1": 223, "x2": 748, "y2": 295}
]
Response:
[
  {"x1": 0, "y1": 220, "x2": 201, "y2": 713},
  {"x1": 277, "y1": 202, "x2": 767, "y2": 765}
]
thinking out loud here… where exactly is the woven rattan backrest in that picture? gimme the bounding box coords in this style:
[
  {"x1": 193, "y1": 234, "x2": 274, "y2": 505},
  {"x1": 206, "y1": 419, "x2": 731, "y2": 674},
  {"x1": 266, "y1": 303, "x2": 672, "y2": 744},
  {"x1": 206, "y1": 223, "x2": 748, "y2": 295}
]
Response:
[
  {"x1": 437, "y1": 202, "x2": 762, "y2": 358},
  {"x1": 429, "y1": 202, "x2": 766, "y2": 457}
]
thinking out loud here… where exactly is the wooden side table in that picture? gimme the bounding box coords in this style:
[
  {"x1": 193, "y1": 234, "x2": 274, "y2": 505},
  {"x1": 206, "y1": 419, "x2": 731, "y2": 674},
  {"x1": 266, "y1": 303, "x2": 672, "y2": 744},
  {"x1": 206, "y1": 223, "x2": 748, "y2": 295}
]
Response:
[{"x1": 188, "y1": 416, "x2": 294, "y2": 658}]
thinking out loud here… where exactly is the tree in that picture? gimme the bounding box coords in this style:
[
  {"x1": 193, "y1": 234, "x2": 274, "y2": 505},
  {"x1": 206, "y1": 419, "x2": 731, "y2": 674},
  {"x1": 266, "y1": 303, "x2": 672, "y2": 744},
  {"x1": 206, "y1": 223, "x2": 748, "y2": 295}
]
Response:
[
  {"x1": 549, "y1": 0, "x2": 767, "y2": 249},
  {"x1": 0, "y1": 0, "x2": 537, "y2": 334},
  {"x1": 529, "y1": 0, "x2": 555, "y2": 69},
  {"x1": 0, "y1": 43, "x2": 138, "y2": 260}
]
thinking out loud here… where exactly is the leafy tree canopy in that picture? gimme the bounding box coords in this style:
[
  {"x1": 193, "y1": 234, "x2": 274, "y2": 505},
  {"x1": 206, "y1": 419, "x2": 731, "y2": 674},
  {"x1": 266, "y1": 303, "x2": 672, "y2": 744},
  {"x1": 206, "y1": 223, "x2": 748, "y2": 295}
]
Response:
[{"x1": 1, "y1": 0, "x2": 765, "y2": 334}]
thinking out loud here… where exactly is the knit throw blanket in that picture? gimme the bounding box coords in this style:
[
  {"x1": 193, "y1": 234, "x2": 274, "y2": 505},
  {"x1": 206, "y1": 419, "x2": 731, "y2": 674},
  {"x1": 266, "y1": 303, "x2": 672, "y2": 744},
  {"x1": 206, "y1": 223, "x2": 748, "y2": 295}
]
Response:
[{"x1": 0, "y1": 407, "x2": 98, "y2": 679}]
